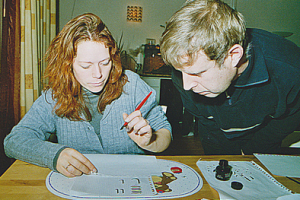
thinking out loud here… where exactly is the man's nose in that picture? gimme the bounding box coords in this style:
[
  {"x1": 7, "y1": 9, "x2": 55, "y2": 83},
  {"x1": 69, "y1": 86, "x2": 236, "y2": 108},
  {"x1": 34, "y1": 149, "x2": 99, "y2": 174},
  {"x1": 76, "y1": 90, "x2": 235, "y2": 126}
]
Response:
[
  {"x1": 92, "y1": 65, "x2": 102, "y2": 78},
  {"x1": 182, "y1": 72, "x2": 197, "y2": 91}
]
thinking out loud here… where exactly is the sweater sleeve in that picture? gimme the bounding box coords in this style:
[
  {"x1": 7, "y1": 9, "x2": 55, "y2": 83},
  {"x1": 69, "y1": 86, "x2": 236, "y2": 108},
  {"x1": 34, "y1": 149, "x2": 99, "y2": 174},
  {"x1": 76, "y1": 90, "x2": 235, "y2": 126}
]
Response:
[
  {"x1": 4, "y1": 91, "x2": 68, "y2": 171},
  {"x1": 126, "y1": 70, "x2": 172, "y2": 134}
]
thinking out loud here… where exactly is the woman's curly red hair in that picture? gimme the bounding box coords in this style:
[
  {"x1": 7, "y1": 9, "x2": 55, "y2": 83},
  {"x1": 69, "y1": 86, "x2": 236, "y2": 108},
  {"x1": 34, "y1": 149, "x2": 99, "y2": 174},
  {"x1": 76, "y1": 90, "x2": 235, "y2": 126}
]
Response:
[{"x1": 43, "y1": 13, "x2": 127, "y2": 121}]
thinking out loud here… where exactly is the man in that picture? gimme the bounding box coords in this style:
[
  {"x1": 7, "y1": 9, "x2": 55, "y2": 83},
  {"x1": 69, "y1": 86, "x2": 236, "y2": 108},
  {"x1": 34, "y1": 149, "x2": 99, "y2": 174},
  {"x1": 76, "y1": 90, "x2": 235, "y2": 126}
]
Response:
[{"x1": 160, "y1": 0, "x2": 300, "y2": 154}]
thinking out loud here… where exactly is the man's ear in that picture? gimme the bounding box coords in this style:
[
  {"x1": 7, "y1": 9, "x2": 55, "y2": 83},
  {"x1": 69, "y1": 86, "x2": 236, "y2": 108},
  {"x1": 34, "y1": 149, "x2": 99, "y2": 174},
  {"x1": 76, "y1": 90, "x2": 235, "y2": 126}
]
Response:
[{"x1": 228, "y1": 44, "x2": 244, "y2": 67}]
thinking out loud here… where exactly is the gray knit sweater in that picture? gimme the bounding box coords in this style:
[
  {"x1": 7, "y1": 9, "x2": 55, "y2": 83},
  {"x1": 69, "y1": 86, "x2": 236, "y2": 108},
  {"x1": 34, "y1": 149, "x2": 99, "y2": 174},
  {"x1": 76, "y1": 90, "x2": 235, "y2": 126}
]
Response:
[{"x1": 4, "y1": 70, "x2": 171, "y2": 171}]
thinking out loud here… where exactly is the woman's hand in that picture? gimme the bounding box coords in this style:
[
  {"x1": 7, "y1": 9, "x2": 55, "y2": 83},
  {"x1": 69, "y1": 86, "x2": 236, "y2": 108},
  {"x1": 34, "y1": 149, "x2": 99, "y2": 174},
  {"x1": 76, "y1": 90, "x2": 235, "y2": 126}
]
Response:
[
  {"x1": 123, "y1": 110, "x2": 153, "y2": 148},
  {"x1": 56, "y1": 148, "x2": 97, "y2": 177}
]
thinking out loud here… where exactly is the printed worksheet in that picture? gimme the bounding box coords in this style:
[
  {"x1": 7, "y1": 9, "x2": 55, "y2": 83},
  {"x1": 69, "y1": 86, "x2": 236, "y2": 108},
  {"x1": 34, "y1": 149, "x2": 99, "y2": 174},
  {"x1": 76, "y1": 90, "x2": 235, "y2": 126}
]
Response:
[
  {"x1": 71, "y1": 154, "x2": 159, "y2": 197},
  {"x1": 46, "y1": 154, "x2": 203, "y2": 199}
]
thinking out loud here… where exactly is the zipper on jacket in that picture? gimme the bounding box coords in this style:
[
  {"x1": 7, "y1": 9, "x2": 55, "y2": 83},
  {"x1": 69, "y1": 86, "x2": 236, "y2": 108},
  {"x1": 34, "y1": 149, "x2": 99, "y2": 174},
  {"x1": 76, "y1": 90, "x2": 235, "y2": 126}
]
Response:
[{"x1": 226, "y1": 92, "x2": 232, "y2": 105}]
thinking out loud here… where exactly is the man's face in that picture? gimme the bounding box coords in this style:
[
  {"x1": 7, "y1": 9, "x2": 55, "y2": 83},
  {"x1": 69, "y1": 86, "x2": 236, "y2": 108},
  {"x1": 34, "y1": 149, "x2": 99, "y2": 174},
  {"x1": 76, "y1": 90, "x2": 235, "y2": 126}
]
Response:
[{"x1": 176, "y1": 50, "x2": 238, "y2": 98}]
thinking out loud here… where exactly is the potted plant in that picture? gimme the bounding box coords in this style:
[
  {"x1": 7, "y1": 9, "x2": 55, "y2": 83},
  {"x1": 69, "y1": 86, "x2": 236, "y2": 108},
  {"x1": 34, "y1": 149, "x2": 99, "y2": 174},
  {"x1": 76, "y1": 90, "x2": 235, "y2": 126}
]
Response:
[{"x1": 117, "y1": 32, "x2": 138, "y2": 72}]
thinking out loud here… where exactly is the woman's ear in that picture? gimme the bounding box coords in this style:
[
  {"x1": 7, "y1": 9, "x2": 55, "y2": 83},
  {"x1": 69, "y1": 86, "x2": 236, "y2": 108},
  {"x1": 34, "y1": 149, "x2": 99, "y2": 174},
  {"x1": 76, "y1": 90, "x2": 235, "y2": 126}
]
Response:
[{"x1": 228, "y1": 44, "x2": 244, "y2": 67}]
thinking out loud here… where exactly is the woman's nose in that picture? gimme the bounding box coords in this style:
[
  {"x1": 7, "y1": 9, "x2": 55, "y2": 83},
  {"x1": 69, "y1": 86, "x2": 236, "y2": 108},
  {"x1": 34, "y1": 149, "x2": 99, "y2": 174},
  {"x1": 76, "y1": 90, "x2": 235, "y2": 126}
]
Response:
[{"x1": 92, "y1": 65, "x2": 102, "y2": 78}]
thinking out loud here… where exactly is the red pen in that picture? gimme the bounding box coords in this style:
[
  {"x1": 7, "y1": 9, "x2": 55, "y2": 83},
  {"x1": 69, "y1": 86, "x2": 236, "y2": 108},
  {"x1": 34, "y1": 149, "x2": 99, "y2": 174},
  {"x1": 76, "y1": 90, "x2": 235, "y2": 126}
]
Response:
[{"x1": 120, "y1": 91, "x2": 152, "y2": 130}]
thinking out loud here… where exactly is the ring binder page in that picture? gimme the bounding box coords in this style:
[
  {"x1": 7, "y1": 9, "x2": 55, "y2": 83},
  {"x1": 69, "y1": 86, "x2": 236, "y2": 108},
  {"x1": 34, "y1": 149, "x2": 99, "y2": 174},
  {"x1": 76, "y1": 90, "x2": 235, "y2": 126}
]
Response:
[
  {"x1": 254, "y1": 153, "x2": 300, "y2": 178},
  {"x1": 196, "y1": 160, "x2": 292, "y2": 200}
]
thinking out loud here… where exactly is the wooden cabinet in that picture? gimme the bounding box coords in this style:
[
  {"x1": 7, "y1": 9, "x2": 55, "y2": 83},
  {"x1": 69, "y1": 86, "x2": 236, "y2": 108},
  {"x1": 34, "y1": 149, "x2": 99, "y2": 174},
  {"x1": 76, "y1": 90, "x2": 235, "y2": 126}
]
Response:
[
  {"x1": 0, "y1": 0, "x2": 20, "y2": 176},
  {"x1": 142, "y1": 45, "x2": 171, "y2": 76}
]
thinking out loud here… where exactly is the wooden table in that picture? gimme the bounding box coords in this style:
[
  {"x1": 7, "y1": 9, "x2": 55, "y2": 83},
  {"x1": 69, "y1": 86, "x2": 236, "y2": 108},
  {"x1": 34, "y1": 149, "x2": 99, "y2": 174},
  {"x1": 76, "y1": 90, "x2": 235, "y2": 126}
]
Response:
[{"x1": 0, "y1": 155, "x2": 299, "y2": 199}]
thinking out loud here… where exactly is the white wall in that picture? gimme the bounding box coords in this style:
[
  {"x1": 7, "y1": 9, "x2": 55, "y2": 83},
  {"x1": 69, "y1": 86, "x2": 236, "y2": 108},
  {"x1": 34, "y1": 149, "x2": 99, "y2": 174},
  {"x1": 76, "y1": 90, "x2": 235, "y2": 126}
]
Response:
[{"x1": 59, "y1": 0, "x2": 300, "y2": 50}]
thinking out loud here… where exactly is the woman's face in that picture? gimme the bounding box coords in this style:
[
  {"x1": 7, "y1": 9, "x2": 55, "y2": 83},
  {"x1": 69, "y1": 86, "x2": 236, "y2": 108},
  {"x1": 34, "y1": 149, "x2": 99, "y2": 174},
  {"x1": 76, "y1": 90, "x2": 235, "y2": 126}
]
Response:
[{"x1": 73, "y1": 41, "x2": 112, "y2": 93}]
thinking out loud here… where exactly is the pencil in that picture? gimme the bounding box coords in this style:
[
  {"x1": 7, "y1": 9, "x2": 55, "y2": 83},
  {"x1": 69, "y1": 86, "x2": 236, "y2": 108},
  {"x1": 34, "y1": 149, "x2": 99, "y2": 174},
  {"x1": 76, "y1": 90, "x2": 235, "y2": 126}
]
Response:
[{"x1": 120, "y1": 91, "x2": 153, "y2": 130}]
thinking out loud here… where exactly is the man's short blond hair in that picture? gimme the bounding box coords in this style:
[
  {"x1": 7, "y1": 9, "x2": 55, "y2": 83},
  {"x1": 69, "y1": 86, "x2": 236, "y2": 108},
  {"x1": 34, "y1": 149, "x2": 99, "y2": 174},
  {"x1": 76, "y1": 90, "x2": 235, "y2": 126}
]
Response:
[{"x1": 160, "y1": 0, "x2": 246, "y2": 67}]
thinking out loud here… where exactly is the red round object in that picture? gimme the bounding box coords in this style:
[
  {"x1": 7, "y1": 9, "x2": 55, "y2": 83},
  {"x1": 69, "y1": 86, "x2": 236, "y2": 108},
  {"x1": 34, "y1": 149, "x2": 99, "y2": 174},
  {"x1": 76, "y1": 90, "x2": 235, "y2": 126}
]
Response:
[{"x1": 171, "y1": 167, "x2": 182, "y2": 173}]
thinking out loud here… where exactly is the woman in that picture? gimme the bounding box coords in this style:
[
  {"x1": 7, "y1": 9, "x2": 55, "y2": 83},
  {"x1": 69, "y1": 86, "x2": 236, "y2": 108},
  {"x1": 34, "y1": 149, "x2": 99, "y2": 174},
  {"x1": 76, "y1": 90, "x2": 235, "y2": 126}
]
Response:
[{"x1": 4, "y1": 13, "x2": 171, "y2": 177}]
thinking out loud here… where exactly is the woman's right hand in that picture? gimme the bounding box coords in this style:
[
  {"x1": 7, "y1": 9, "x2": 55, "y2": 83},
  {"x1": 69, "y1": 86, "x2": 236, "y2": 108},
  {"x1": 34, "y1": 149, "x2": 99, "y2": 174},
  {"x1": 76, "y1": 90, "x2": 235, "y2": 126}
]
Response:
[{"x1": 56, "y1": 148, "x2": 97, "y2": 177}]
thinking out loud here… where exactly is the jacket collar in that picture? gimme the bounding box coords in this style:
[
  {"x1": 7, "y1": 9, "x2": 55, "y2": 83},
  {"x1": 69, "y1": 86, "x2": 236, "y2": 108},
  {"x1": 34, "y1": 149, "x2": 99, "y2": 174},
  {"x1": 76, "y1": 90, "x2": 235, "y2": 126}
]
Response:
[{"x1": 234, "y1": 43, "x2": 269, "y2": 88}]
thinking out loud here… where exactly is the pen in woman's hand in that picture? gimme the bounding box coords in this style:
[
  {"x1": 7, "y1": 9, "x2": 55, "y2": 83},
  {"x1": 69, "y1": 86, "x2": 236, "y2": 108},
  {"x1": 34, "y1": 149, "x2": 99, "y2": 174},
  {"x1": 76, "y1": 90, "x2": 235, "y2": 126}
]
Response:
[{"x1": 120, "y1": 91, "x2": 152, "y2": 130}]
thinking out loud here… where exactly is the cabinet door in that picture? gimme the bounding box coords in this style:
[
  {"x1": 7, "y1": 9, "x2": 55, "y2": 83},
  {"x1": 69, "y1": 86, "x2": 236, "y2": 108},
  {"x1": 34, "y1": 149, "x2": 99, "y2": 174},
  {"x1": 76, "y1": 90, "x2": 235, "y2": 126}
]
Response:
[{"x1": 141, "y1": 77, "x2": 161, "y2": 103}]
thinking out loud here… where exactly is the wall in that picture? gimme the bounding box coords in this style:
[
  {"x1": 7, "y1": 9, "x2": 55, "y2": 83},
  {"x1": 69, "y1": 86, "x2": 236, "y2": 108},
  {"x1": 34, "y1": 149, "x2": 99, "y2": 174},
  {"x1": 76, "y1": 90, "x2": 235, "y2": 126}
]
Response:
[
  {"x1": 236, "y1": 0, "x2": 300, "y2": 46},
  {"x1": 59, "y1": 0, "x2": 186, "y2": 51},
  {"x1": 59, "y1": 0, "x2": 300, "y2": 51}
]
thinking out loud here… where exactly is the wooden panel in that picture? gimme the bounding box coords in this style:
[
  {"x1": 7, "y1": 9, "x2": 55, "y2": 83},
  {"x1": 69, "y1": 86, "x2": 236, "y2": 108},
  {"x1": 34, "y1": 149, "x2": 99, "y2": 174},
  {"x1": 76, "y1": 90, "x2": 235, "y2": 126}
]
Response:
[{"x1": 0, "y1": 0, "x2": 20, "y2": 176}]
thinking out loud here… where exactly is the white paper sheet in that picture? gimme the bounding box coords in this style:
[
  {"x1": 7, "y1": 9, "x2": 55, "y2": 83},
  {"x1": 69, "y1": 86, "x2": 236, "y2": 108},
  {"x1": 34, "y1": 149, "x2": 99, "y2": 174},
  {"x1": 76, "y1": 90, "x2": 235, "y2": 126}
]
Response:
[
  {"x1": 197, "y1": 160, "x2": 292, "y2": 200},
  {"x1": 254, "y1": 153, "x2": 300, "y2": 178},
  {"x1": 84, "y1": 154, "x2": 159, "y2": 176}
]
